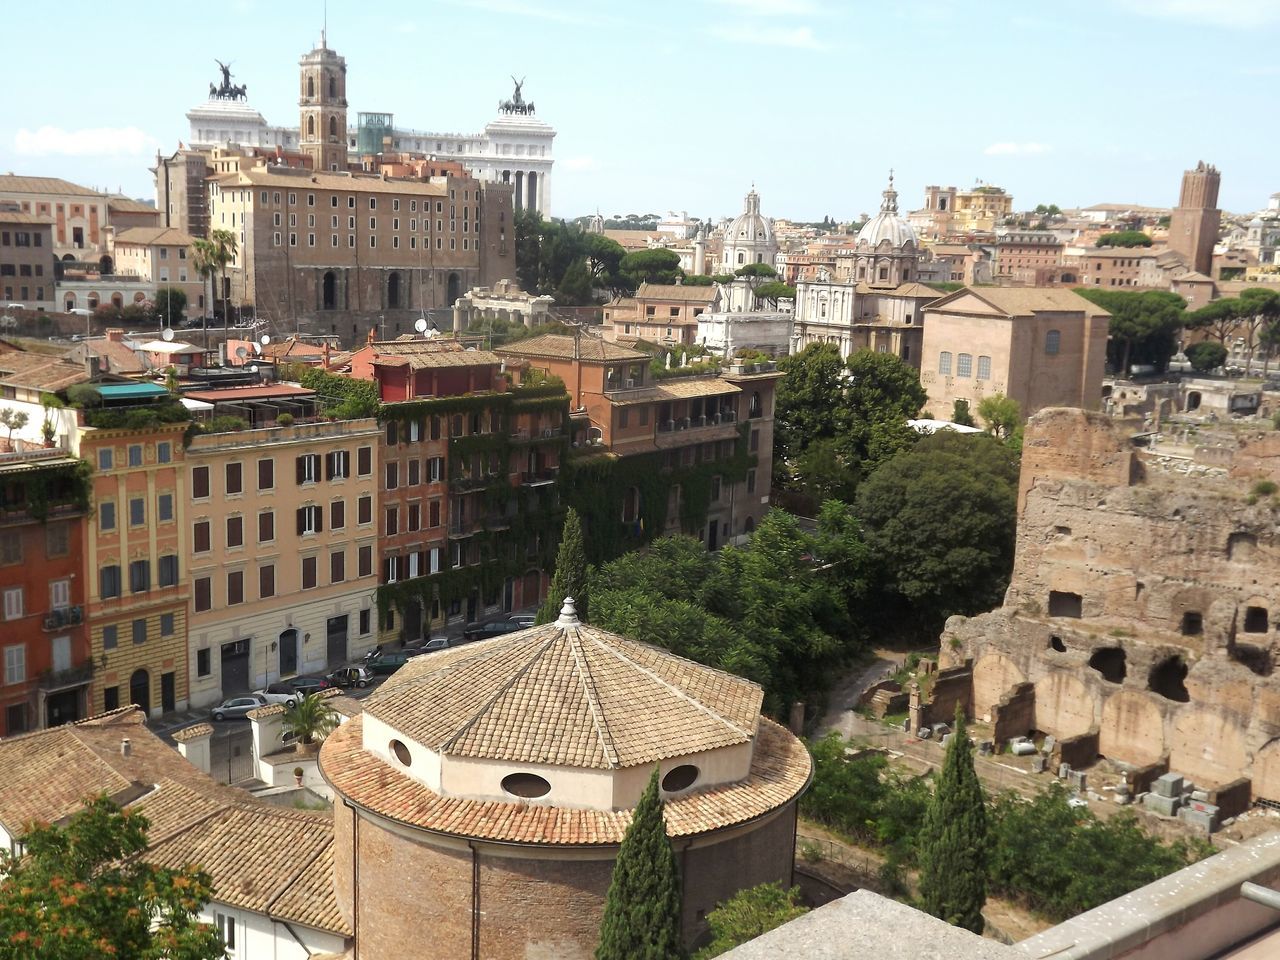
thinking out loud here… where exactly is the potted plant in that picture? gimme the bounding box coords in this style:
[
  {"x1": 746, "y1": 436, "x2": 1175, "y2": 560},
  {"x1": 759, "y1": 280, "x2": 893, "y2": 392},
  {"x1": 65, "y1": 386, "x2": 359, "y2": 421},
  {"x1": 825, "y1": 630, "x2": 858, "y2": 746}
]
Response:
[
  {"x1": 281, "y1": 694, "x2": 338, "y2": 754},
  {"x1": 277, "y1": 412, "x2": 294, "y2": 427},
  {"x1": 293, "y1": 766, "x2": 304, "y2": 787}
]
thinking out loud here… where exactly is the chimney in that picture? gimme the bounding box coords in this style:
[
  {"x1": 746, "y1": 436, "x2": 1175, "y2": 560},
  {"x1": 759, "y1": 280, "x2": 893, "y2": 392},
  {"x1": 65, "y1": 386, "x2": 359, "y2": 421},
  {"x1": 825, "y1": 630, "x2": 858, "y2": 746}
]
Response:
[
  {"x1": 120, "y1": 737, "x2": 131, "y2": 757},
  {"x1": 106, "y1": 328, "x2": 124, "y2": 342}
]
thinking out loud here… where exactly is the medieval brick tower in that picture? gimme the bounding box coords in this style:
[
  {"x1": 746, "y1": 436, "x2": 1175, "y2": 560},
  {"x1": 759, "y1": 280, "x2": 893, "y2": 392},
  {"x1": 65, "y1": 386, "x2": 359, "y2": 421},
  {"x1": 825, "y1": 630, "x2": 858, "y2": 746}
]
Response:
[
  {"x1": 1168, "y1": 161, "x2": 1221, "y2": 275},
  {"x1": 298, "y1": 35, "x2": 347, "y2": 173}
]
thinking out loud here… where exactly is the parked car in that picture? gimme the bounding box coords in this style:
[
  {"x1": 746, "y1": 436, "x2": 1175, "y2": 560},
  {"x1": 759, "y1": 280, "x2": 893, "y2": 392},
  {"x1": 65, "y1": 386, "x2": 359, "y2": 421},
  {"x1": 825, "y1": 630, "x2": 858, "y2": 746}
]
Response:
[
  {"x1": 405, "y1": 636, "x2": 451, "y2": 655},
  {"x1": 253, "y1": 682, "x2": 300, "y2": 707},
  {"x1": 508, "y1": 613, "x2": 536, "y2": 629},
  {"x1": 327, "y1": 665, "x2": 374, "y2": 689},
  {"x1": 462, "y1": 619, "x2": 525, "y2": 642},
  {"x1": 210, "y1": 693, "x2": 269, "y2": 721},
  {"x1": 284, "y1": 675, "x2": 332, "y2": 696},
  {"x1": 366, "y1": 652, "x2": 409, "y2": 675}
]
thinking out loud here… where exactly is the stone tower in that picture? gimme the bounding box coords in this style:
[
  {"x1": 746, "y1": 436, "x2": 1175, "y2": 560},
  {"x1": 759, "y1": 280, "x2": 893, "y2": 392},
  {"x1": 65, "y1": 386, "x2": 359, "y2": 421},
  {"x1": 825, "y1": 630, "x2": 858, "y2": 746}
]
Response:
[
  {"x1": 1168, "y1": 161, "x2": 1221, "y2": 275},
  {"x1": 298, "y1": 34, "x2": 348, "y2": 173}
]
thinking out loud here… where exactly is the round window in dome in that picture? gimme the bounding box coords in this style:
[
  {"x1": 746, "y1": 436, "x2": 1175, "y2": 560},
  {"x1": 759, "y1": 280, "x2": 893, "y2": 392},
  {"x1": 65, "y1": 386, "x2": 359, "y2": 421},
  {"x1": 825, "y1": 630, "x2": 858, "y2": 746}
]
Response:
[
  {"x1": 501, "y1": 772, "x2": 551, "y2": 799},
  {"x1": 661, "y1": 764, "x2": 699, "y2": 793},
  {"x1": 390, "y1": 739, "x2": 411, "y2": 766}
]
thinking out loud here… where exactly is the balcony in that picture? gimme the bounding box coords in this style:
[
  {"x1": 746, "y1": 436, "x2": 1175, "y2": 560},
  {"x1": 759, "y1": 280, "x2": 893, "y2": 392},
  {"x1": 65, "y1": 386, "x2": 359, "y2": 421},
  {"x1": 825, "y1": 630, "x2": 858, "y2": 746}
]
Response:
[
  {"x1": 521, "y1": 467, "x2": 559, "y2": 487},
  {"x1": 653, "y1": 417, "x2": 741, "y2": 451},
  {"x1": 657, "y1": 410, "x2": 737, "y2": 433},
  {"x1": 449, "y1": 472, "x2": 504, "y2": 492},
  {"x1": 42, "y1": 606, "x2": 83, "y2": 632},
  {"x1": 511, "y1": 426, "x2": 565, "y2": 445},
  {"x1": 37, "y1": 661, "x2": 94, "y2": 692}
]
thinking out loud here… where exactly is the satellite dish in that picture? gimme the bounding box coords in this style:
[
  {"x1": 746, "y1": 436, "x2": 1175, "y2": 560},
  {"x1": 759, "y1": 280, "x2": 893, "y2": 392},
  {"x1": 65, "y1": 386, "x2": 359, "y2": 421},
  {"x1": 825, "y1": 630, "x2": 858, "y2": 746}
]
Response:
[
  {"x1": 161, "y1": 327, "x2": 175, "y2": 342},
  {"x1": 251, "y1": 342, "x2": 262, "y2": 354},
  {"x1": 414, "y1": 317, "x2": 428, "y2": 334},
  {"x1": 235, "y1": 346, "x2": 248, "y2": 359},
  {"x1": 260, "y1": 334, "x2": 271, "y2": 345},
  {"x1": 249, "y1": 364, "x2": 259, "y2": 373}
]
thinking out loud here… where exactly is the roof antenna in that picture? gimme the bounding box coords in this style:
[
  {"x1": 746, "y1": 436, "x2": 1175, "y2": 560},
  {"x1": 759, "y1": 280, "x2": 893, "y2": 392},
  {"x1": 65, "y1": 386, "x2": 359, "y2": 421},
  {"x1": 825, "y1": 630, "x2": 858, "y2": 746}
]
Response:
[{"x1": 322, "y1": 0, "x2": 328, "y2": 48}]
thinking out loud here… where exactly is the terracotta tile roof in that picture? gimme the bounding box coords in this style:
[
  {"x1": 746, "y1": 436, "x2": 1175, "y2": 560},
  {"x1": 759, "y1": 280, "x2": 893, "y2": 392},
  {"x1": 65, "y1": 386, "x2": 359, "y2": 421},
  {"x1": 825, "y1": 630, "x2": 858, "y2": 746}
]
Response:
[
  {"x1": 0, "y1": 710, "x2": 349, "y2": 938},
  {"x1": 635, "y1": 283, "x2": 720, "y2": 304},
  {"x1": 892, "y1": 282, "x2": 944, "y2": 299},
  {"x1": 496, "y1": 334, "x2": 648, "y2": 363},
  {"x1": 608, "y1": 377, "x2": 742, "y2": 407},
  {"x1": 172, "y1": 722, "x2": 213, "y2": 743},
  {"x1": 926, "y1": 286, "x2": 1111, "y2": 318},
  {"x1": 0, "y1": 175, "x2": 103, "y2": 198},
  {"x1": 361, "y1": 339, "x2": 501, "y2": 369},
  {"x1": 364, "y1": 620, "x2": 762, "y2": 770},
  {"x1": 184, "y1": 383, "x2": 314, "y2": 402},
  {"x1": 82, "y1": 337, "x2": 146, "y2": 375},
  {"x1": 106, "y1": 196, "x2": 158, "y2": 214},
  {"x1": 217, "y1": 167, "x2": 448, "y2": 198},
  {"x1": 113, "y1": 226, "x2": 195, "y2": 247},
  {"x1": 0, "y1": 351, "x2": 91, "y2": 391},
  {"x1": 0, "y1": 211, "x2": 54, "y2": 226},
  {"x1": 321, "y1": 716, "x2": 810, "y2": 846}
]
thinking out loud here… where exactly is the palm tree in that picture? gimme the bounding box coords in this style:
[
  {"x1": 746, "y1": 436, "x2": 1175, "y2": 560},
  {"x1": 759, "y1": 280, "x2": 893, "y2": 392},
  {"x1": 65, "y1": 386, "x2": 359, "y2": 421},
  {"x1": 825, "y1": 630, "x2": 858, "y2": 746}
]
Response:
[
  {"x1": 191, "y1": 240, "x2": 218, "y2": 353},
  {"x1": 205, "y1": 228, "x2": 238, "y2": 345},
  {"x1": 282, "y1": 694, "x2": 338, "y2": 752}
]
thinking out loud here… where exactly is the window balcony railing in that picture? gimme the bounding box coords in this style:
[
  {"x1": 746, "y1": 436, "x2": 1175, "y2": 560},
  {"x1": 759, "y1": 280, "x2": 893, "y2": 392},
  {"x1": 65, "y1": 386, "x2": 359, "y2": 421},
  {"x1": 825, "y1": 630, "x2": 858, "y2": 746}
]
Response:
[
  {"x1": 37, "y1": 660, "x2": 94, "y2": 691},
  {"x1": 42, "y1": 606, "x2": 83, "y2": 632}
]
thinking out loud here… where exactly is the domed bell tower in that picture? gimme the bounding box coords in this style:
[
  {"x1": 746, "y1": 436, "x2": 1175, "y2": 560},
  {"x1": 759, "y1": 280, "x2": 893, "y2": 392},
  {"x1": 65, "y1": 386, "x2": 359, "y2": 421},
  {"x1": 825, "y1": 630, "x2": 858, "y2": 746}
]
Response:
[{"x1": 299, "y1": 33, "x2": 347, "y2": 172}]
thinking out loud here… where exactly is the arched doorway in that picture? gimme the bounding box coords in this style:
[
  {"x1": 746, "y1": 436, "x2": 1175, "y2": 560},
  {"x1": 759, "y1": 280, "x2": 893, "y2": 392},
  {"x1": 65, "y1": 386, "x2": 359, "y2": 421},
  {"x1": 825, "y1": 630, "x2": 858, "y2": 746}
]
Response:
[
  {"x1": 322, "y1": 270, "x2": 336, "y2": 310},
  {"x1": 279, "y1": 628, "x2": 299, "y2": 677},
  {"x1": 110, "y1": 293, "x2": 124, "y2": 309},
  {"x1": 99, "y1": 255, "x2": 113, "y2": 275},
  {"x1": 64, "y1": 295, "x2": 76, "y2": 311},
  {"x1": 387, "y1": 271, "x2": 401, "y2": 308},
  {"x1": 744, "y1": 516, "x2": 756, "y2": 534},
  {"x1": 446, "y1": 272, "x2": 460, "y2": 306},
  {"x1": 129, "y1": 669, "x2": 150, "y2": 715}
]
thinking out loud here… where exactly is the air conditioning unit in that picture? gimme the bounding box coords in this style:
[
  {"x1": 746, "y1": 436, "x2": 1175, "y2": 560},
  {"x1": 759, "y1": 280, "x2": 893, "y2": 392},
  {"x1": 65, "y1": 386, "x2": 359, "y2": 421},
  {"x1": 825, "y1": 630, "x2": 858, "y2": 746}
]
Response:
[{"x1": 625, "y1": 378, "x2": 636, "y2": 388}]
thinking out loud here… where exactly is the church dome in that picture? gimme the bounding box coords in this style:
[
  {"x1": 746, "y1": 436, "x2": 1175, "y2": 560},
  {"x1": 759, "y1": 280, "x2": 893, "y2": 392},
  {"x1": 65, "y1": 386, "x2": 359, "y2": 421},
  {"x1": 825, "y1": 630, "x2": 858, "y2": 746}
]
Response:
[
  {"x1": 856, "y1": 174, "x2": 918, "y2": 249},
  {"x1": 727, "y1": 188, "x2": 774, "y2": 246}
]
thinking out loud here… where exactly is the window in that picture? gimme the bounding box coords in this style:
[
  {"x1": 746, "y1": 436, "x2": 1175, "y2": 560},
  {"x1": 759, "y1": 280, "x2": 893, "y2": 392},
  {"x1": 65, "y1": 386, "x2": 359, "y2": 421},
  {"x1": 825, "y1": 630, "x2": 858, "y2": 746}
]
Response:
[
  {"x1": 938, "y1": 351, "x2": 952, "y2": 375},
  {"x1": 2, "y1": 587, "x2": 22, "y2": 621},
  {"x1": 301, "y1": 556, "x2": 318, "y2": 590},
  {"x1": 226, "y1": 516, "x2": 243, "y2": 548},
  {"x1": 129, "y1": 498, "x2": 145, "y2": 527},
  {"x1": 5, "y1": 645, "x2": 25, "y2": 685},
  {"x1": 297, "y1": 505, "x2": 323, "y2": 535},
  {"x1": 193, "y1": 520, "x2": 211, "y2": 553},
  {"x1": 429, "y1": 499, "x2": 441, "y2": 528},
  {"x1": 225, "y1": 462, "x2": 242, "y2": 495},
  {"x1": 157, "y1": 441, "x2": 171, "y2": 464},
  {"x1": 1045, "y1": 329, "x2": 1061, "y2": 355},
  {"x1": 331, "y1": 499, "x2": 346, "y2": 530},
  {"x1": 99, "y1": 501, "x2": 116, "y2": 532},
  {"x1": 618, "y1": 408, "x2": 629, "y2": 429},
  {"x1": 98, "y1": 448, "x2": 114, "y2": 470},
  {"x1": 357, "y1": 445, "x2": 372, "y2": 476},
  {"x1": 227, "y1": 571, "x2": 244, "y2": 605},
  {"x1": 132, "y1": 619, "x2": 146, "y2": 644},
  {"x1": 326, "y1": 450, "x2": 350, "y2": 480},
  {"x1": 331, "y1": 551, "x2": 345, "y2": 583},
  {"x1": 158, "y1": 555, "x2": 178, "y2": 588},
  {"x1": 103, "y1": 625, "x2": 118, "y2": 650},
  {"x1": 100, "y1": 565, "x2": 121, "y2": 599},
  {"x1": 259, "y1": 564, "x2": 275, "y2": 599},
  {"x1": 192, "y1": 465, "x2": 210, "y2": 498},
  {"x1": 386, "y1": 506, "x2": 399, "y2": 536},
  {"x1": 194, "y1": 577, "x2": 211, "y2": 612},
  {"x1": 358, "y1": 544, "x2": 373, "y2": 577},
  {"x1": 358, "y1": 495, "x2": 372, "y2": 525},
  {"x1": 385, "y1": 461, "x2": 399, "y2": 490},
  {"x1": 360, "y1": 608, "x2": 371, "y2": 635},
  {"x1": 408, "y1": 458, "x2": 420, "y2": 486},
  {"x1": 956, "y1": 353, "x2": 973, "y2": 378},
  {"x1": 428, "y1": 457, "x2": 444, "y2": 482},
  {"x1": 408, "y1": 503, "x2": 420, "y2": 531},
  {"x1": 0, "y1": 532, "x2": 18, "y2": 565},
  {"x1": 46, "y1": 522, "x2": 69, "y2": 557},
  {"x1": 296, "y1": 454, "x2": 321, "y2": 484},
  {"x1": 750, "y1": 429, "x2": 760, "y2": 453},
  {"x1": 129, "y1": 560, "x2": 150, "y2": 593},
  {"x1": 747, "y1": 468, "x2": 757, "y2": 494},
  {"x1": 258, "y1": 511, "x2": 274, "y2": 543},
  {"x1": 197, "y1": 648, "x2": 211, "y2": 677},
  {"x1": 258, "y1": 458, "x2": 274, "y2": 490},
  {"x1": 977, "y1": 355, "x2": 992, "y2": 380},
  {"x1": 215, "y1": 912, "x2": 236, "y2": 953},
  {"x1": 154, "y1": 492, "x2": 173, "y2": 523},
  {"x1": 386, "y1": 421, "x2": 399, "y2": 446},
  {"x1": 128, "y1": 445, "x2": 143, "y2": 467}
]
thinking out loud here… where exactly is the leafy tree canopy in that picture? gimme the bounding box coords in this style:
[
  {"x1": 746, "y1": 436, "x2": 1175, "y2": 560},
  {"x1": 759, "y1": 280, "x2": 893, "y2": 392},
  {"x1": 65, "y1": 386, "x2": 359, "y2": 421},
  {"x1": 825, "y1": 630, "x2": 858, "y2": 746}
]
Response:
[
  {"x1": 620, "y1": 249, "x2": 683, "y2": 287},
  {"x1": 154, "y1": 287, "x2": 188, "y2": 323},
  {"x1": 1075, "y1": 288, "x2": 1187, "y2": 372},
  {"x1": 735, "y1": 262, "x2": 777, "y2": 279},
  {"x1": 976, "y1": 393, "x2": 1020, "y2": 440},
  {"x1": 952, "y1": 398, "x2": 976, "y2": 427},
  {"x1": 1186, "y1": 340, "x2": 1227, "y2": 372},
  {"x1": 537, "y1": 508, "x2": 589, "y2": 624},
  {"x1": 1096, "y1": 230, "x2": 1153, "y2": 248},
  {"x1": 753, "y1": 281, "x2": 796, "y2": 306},
  {"x1": 693, "y1": 884, "x2": 808, "y2": 959}
]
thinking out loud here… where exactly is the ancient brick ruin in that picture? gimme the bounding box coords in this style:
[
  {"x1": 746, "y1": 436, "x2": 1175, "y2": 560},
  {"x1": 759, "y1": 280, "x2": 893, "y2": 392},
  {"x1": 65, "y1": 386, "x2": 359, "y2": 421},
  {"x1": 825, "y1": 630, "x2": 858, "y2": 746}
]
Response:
[{"x1": 940, "y1": 408, "x2": 1280, "y2": 801}]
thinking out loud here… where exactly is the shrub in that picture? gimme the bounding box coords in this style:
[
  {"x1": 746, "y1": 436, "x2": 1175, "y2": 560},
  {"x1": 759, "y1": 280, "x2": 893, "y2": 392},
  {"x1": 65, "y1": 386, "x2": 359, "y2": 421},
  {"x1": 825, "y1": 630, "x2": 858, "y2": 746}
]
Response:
[
  {"x1": 1252, "y1": 479, "x2": 1278, "y2": 497},
  {"x1": 276, "y1": 412, "x2": 295, "y2": 426}
]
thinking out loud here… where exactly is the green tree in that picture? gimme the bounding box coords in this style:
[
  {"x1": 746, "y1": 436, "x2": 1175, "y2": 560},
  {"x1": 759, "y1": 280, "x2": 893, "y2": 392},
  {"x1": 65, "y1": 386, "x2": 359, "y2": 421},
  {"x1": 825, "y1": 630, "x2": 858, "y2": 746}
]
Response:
[
  {"x1": 855, "y1": 431, "x2": 1018, "y2": 636},
  {"x1": 194, "y1": 229, "x2": 237, "y2": 332},
  {"x1": 1236, "y1": 287, "x2": 1280, "y2": 370},
  {"x1": 917, "y1": 704, "x2": 987, "y2": 933},
  {"x1": 976, "y1": 393, "x2": 1020, "y2": 440},
  {"x1": 1096, "y1": 230, "x2": 1153, "y2": 248},
  {"x1": 0, "y1": 795, "x2": 224, "y2": 960},
  {"x1": 1186, "y1": 297, "x2": 1243, "y2": 345},
  {"x1": 537, "y1": 508, "x2": 589, "y2": 624},
  {"x1": 282, "y1": 693, "x2": 339, "y2": 747},
  {"x1": 735, "y1": 262, "x2": 777, "y2": 279},
  {"x1": 951, "y1": 398, "x2": 976, "y2": 427},
  {"x1": 556, "y1": 258, "x2": 596, "y2": 306},
  {"x1": 694, "y1": 883, "x2": 807, "y2": 959},
  {"x1": 0, "y1": 408, "x2": 29, "y2": 447},
  {"x1": 681, "y1": 274, "x2": 715, "y2": 286},
  {"x1": 752, "y1": 281, "x2": 796, "y2": 309},
  {"x1": 1186, "y1": 340, "x2": 1227, "y2": 372},
  {"x1": 1075, "y1": 288, "x2": 1187, "y2": 373},
  {"x1": 584, "y1": 233, "x2": 630, "y2": 296},
  {"x1": 154, "y1": 286, "x2": 188, "y2": 327},
  {"x1": 596, "y1": 769, "x2": 685, "y2": 960},
  {"x1": 620, "y1": 248, "x2": 682, "y2": 287}
]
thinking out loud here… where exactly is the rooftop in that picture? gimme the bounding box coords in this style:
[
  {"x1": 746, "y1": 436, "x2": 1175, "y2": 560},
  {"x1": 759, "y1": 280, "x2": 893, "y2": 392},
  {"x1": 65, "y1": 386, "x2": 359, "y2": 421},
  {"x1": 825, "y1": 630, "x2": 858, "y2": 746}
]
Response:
[
  {"x1": 113, "y1": 226, "x2": 196, "y2": 247},
  {"x1": 496, "y1": 333, "x2": 649, "y2": 363},
  {"x1": 635, "y1": 282, "x2": 720, "y2": 303},
  {"x1": 216, "y1": 167, "x2": 449, "y2": 197},
  {"x1": 925, "y1": 286, "x2": 1111, "y2": 318},
  {"x1": 609, "y1": 377, "x2": 741, "y2": 406},
  {"x1": 0, "y1": 174, "x2": 103, "y2": 198},
  {"x1": 0, "y1": 211, "x2": 54, "y2": 226},
  {"x1": 365, "y1": 339, "x2": 502, "y2": 369},
  {"x1": 0, "y1": 350, "x2": 91, "y2": 391},
  {"x1": 183, "y1": 383, "x2": 314, "y2": 403}
]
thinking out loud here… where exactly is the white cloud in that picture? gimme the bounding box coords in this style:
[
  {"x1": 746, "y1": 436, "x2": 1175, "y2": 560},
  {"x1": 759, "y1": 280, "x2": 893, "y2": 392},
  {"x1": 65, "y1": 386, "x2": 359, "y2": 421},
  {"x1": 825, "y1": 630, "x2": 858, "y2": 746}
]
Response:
[
  {"x1": 564, "y1": 155, "x2": 599, "y2": 173},
  {"x1": 1114, "y1": 0, "x2": 1280, "y2": 27},
  {"x1": 708, "y1": 0, "x2": 823, "y2": 14},
  {"x1": 710, "y1": 23, "x2": 827, "y2": 49},
  {"x1": 14, "y1": 126, "x2": 160, "y2": 158},
  {"x1": 983, "y1": 142, "x2": 1051, "y2": 157}
]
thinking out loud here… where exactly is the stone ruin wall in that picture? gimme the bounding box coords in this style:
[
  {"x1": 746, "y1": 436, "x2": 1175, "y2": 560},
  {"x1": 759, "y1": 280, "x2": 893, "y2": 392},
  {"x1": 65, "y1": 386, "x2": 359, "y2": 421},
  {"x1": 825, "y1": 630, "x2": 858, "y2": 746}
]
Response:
[{"x1": 941, "y1": 408, "x2": 1280, "y2": 800}]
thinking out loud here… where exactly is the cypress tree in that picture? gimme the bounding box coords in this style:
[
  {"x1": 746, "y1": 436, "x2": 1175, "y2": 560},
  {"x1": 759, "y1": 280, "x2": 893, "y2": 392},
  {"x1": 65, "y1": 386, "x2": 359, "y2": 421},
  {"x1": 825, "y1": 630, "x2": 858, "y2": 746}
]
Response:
[
  {"x1": 596, "y1": 768, "x2": 685, "y2": 960},
  {"x1": 536, "y1": 507, "x2": 589, "y2": 624},
  {"x1": 917, "y1": 702, "x2": 988, "y2": 933}
]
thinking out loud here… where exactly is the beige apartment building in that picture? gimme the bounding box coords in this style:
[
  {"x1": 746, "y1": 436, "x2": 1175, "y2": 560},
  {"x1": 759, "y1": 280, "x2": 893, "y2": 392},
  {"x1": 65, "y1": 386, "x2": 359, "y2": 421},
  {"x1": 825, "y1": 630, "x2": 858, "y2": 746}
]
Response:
[
  {"x1": 208, "y1": 164, "x2": 514, "y2": 341},
  {"x1": 110, "y1": 226, "x2": 204, "y2": 319},
  {"x1": 603, "y1": 282, "x2": 720, "y2": 346},
  {"x1": 0, "y1": 211, "x2": 55, "y2": 310},
  {"x1": 919, "y1": 287, "x2": 1110, "y2": 424},
  {"x1": 185, "y1": 416, "x2": 381, "y2": 707},
  {"x1": 0, "y1": 175, "x2": 112, "y2": 262}
]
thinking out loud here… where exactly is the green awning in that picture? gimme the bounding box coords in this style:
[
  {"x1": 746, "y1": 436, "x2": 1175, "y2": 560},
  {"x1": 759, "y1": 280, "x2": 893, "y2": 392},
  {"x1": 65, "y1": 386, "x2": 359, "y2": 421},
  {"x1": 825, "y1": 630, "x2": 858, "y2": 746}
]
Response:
[{"x1": 96, "y1": 383, "x2": 169, "y2": 399}]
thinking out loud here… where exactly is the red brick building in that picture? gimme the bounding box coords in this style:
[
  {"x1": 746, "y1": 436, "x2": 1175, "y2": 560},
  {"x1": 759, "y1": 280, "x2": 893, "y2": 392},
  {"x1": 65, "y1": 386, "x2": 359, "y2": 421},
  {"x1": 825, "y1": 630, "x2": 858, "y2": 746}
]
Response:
[{"x1": 0, "y1": 452, "x2": 92, "y2": 734}]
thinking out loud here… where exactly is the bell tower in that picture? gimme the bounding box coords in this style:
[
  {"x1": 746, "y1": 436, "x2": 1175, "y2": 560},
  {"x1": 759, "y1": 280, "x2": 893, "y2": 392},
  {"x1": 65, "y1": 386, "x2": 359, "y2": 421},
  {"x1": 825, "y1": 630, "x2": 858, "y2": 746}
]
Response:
[{"x1": 298, "y1": 33, "x2": 347, "y2": 172}]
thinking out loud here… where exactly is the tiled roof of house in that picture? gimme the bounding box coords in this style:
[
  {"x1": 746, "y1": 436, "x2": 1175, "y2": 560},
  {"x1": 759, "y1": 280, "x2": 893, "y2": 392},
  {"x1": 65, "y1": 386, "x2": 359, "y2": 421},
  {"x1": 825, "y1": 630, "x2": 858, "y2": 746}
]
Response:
[
  {"x1": 106, "y1": 196, "x2": 158, "y2": 214},
  {"x1": 113, "y1": 226, "x2": 194, "y2": 247},
  {"x1": 366, "y1": 339, "x2": 502, "y2": 369},
  {"x1": 82, "y1": 336, "x2": 146, "y2": 375},
  {"x1": 496, "y1": 333, "x2": 648, "y2": 363},
  {"x1": 609, "y1": 377, "x2": 742, "y2": 407},
  {"x1": 635, "y1": 283, "x2": 720, "y2": 303},
  {"x1": 320, "y1": 715, "x2": 810, "y2": 846},
  {"x1": 364, "y1": 615, "x2": 762, "y2": 770},
  {"x1": 0, "y1": 211, "x2": 54, "y2": 226},
  {"x1": 0, "y1": 710, "x2": 349, "y2": 938},
  {"x1": 926, "y1": 286, "x2": 1111, "y2": 318},
  {"x1": 0, "y1": 350, "x2": 92, "y2": 390},
  {"x1": 0, "y1": 175, "x2": 103, "y2": 198}
]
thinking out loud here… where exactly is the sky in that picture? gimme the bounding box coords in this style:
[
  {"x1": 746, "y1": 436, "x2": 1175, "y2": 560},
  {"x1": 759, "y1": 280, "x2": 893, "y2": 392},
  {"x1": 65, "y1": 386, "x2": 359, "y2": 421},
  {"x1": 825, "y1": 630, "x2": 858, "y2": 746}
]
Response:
[{"x1": 3, "y1": 0, "x2": 1278, "y2": 223}]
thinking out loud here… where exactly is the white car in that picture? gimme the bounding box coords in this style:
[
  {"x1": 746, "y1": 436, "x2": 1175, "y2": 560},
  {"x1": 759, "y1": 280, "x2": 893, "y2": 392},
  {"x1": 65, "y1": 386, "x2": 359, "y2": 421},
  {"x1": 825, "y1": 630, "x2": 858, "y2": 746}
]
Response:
[{"x1": 252, "y1": 682, "x2": 300, "y2": 707}]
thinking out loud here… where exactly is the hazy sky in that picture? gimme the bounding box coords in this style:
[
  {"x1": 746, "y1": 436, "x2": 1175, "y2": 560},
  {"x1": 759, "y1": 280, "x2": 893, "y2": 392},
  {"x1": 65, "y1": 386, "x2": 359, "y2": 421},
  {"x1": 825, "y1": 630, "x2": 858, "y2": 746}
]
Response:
[{"x1": 3, "y1": 0, "x2": 1278, "y2": 222}]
